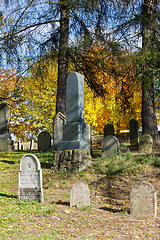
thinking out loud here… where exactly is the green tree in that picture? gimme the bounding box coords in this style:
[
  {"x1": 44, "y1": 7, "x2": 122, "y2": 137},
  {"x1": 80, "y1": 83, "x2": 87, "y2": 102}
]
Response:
[
  {"x1": 0, "y1": 0, "x2": 109, "y2": 115},
  {"x1": 107, "y1": 0, "x2": 160, "y2": 144}
]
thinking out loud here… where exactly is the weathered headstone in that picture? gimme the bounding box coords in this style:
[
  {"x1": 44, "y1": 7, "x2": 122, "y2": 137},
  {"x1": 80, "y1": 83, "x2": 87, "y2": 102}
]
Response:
[
  {"x1": 0, "y1": 103, "x2": 13, "y2": 151},
  {"x1": 101, "y1": 135, "x2": 120, "y2": 158},
  {"x1": 58, "y1": 72, "x2": 89, "y2": 151},
  {"x1": 70, "y1": 181, "x2": 90, "y2": 208},
  {"x1": 38, "y1": 131, "x2": 51, "y2": 152},
  {"x1": 130, "y1": 181, "x2": 157, "y2": 217},
  {"x1": 129, "y1": 118, "x2": 139, "y2": 146},
  {"x1": 18, "y1": 153, "x2": 43, "y2": 202},
  {"x1": 104, "y1": 124, "x2": 114, "y2": 137},
  {"x1": 53, "y1": 112, "x2": 66, "y2": 150},
  {"x1": 139, "y1": 134, "x2": 153, "y2": 154}
]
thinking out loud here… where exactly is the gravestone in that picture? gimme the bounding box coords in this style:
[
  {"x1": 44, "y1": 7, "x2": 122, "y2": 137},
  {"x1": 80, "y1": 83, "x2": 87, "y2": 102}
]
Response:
[
  {"x1": 53, "y1": 72, "x2": 91, "y2": 173},
  {"x1": 129, "y1": 118, "x2": 139, "y2": 146},
  {"x1": 70, "y1": 181, "x2": 90, "y2": 208},
  {"x1": 139, "y1": 134, "x2": 153, "y2": 154},
  {"x1": 101, "y1": 135, "x2": 120, "y2": 158},
  {"x1": 58, "y1": 72, "x2": 89, "y2": 151},
  {"x1": 53, "y1": 112, "x2": 66, "y2": 150},
  {"x1": 0, "y1": 103, "x2": 13, "y2": 151},
  {"x1": 130, "y1": 181, "x2": 157, "y2": 217},
  {"x1": 18, "y1": 153, "x2": 43, "y2": 202},
  {"x1": 38, "y1": 131, "x2": 51, "y2": 152},
  {"x1": 104, "y1": 124, "x2": 114, "y2": 137}
]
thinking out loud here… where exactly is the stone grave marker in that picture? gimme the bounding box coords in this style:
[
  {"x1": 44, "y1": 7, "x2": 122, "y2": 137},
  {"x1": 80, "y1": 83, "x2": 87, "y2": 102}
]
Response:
[
  {"x1": 38, "y1": 131, "x2": 51, "y2": 152},
  {"x1": 130, "y1": 181, "x2": 157, "y2": 217},
  {"x1": 58, "y1": 72, "x2": 89, "y2": 151},
  {"x1": 0, "y1": 103, "x2": 13, "y2": 151},
  {"x1": 53, "y1": 72, "x2": 91, "y2": 172},
  {"x1": 70, "y1": 180, "x2": 90, "y2": 208},
  {"x1": 104, "y1": 124, "x2": 114, "y2": 137},
  {"x1": 101, "y1": 135, "x2": 120, "y2": 158},
  {"x1": 139, "y1": 134, "x2": 153, "y2": 154},
  {"x1": 53, "y1": 112, "x2": 66, "y2": 150},
  {"x1": 129, "y1": 118, "x2": 139, "y2": 146},
  {"x1": 18, "y1": 153, "x2": 43, "y2": 202}
]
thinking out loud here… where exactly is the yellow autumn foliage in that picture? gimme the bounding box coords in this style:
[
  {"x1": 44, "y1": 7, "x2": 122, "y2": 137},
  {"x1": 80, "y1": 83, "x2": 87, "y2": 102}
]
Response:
[
  {"x1": 83, "y1": 43, "x2": 142, "y2": 133},
  {"x1": 8, "y1": 59, "x2": 57, "y2": 141}
]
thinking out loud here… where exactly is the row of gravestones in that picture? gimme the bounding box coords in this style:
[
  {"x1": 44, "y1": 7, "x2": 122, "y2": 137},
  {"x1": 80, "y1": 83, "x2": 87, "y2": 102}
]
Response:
[
  {"x1": 102, "y1": 119, "x2": 153, "y2": 157},
  {"x1": 19, "y1": 153, "x2": 157, "y2": 218},
  {"x1": 37, "y1": 124, "x2": 153, "y2": 157}
]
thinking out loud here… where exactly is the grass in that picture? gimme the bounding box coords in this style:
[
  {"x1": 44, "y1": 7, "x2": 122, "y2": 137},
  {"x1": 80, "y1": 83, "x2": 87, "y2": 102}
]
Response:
[
  {"x1": 0, "y1": 150, "x2": 159, "y2": 239},
  {"x1": 92, "y1": 151, "x2": 160, "y2": 176}
]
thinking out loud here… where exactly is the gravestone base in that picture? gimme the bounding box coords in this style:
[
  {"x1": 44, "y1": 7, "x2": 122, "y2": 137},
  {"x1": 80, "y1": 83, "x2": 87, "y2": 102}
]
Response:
[
  {"x1": 0, "y1": 138, "x2": 14, "y2": 151},
  {"x1": 58, "y1": 140, "x2": 89, "y2": 151},
  {"x1": 53, "y1": 149, "x2": 92, "y2": 173},
  {"x1": 19, "y1": 188, "x2": 43, "y2": 202}
]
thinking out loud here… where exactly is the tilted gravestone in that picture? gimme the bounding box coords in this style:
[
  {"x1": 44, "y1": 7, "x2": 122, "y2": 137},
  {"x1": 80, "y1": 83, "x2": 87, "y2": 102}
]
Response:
[
  {"x1": 130, "y1": 181, "x2": 157, "y2": 217},
  {"x1": 0, "y1": 103, "x2": 13, "y2": 151},
  {"x1": 53, "y1": 72, "x2": 91, "y2": 173},
  {"x1": 18, "y1": 153, "x2": 43, "y2": 202},
  {"x1": 70, "y1": 181, "x2": 90, "y2": 208},
  {"x1": 139, "y1": 134, "x2": 153, "y2": 154},
  {"x1": 38, "y1": 131, "x2": 51, "y2": 152},
  {"x1": 129, "y1": 118, "x2": 139, "y2": 146},
  {"x1": 53, "y1": 112, "x2": 66, "y2": 150},
  {"x1": 104, "y1": 124, "x2": 114, "y2": 137},
  {"x1": 101, "y1": 135, "x2": 120, "y2": 158}
]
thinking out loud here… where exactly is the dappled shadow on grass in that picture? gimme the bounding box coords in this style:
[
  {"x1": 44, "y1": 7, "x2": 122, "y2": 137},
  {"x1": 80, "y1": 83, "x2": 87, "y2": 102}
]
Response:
[
  {"x1": 0, "y1": 160, "x2": 15, "y2": 164},
  {"x1": 0, "y1": 192, "x2": 17, "y2": 199},
  {"x1": 90, "y1": 176, "x2": 130, "y2": 201},
  {"x1": 41, "y1": 162, "x2": 53, "y2": 169},
  {"x1": 51, "y1": 201, "x2": 70, "y2": 206},
  {"x1": 99, "y1": 206, "x2": 130, "y2": 214}
]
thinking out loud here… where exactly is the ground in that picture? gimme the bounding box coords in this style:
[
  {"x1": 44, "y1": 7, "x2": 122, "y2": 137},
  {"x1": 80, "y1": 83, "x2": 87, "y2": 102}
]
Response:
[{"x1": 0, "y1": 148, "x2": 160, "y2": 239}]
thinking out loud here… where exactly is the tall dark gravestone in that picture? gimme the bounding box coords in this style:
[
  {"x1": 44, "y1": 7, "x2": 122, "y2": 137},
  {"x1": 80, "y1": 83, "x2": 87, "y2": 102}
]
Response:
[
  {"x1": 53, "y1": 72, "x2": 91, "y2": 172},
  {"x1": 58, "y1": 72, "x2": 89, "y2": 151},
  {"x1": 129, "y1": 118, "x2": 139, "y2": 146},
  {"x1": 0, "y1": 103, "x2": 13, "y2": 151}
]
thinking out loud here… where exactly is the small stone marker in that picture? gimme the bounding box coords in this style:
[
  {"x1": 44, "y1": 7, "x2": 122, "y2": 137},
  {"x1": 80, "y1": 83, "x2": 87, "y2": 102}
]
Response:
[
  {"x1": 38, "y1": 131, "x2": 51, "y2": 152},
  {"x1": 104, "y1": 124, "x2": 114, "y2": 137},
  {"x1": 139, "y1": 134, "x2": 153, "y2": 154},
  {"x1": 18, "y1": 153, "x2": 43, "y2": 202},
  {"x1": 130, "y1": 181, "x2": 157, "y2": 217},
  {"x1": 101, "y1": 135, "x2": 120, "y2": 158},
  {"x1": 70, "y1": 181, "x2": 90, "y2": 208},
  {"x1": 129, "y1": 118, "x2": 139, "y2": 146}
]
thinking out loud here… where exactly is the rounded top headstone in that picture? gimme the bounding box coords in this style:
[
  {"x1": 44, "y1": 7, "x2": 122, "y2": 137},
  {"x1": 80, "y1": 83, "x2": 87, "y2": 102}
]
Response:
[
  {"x1": 38, "y1": 131, "x2": 51, "y2": 152},
  {"x1": 20, "y1": 153, "x2": 41, "y2": 172}
]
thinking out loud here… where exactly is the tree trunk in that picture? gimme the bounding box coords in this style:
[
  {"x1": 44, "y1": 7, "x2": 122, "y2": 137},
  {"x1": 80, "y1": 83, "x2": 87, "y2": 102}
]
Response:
[
  {"x1": 56, "y1": 1, "x2": 69, "y2": 115},
  {"x1": 141, "y1": 0, "x2": 159, "y2": 145}
]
